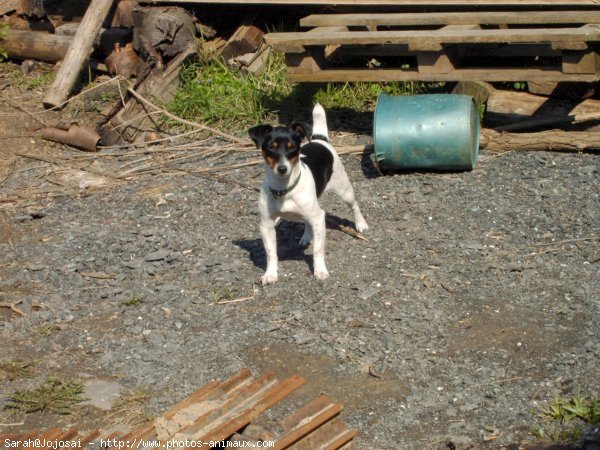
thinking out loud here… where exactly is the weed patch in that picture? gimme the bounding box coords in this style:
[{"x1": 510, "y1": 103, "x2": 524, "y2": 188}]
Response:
[
  {"x1": 313, "y1": 81, "x2": 438, "y2": 112},
  {"x1": 169, "y1": 52, "x2": 292, "y2": 130},
  {"x1": 120, "y1": 294, "x2": 144, "y2": 307},
  {"x1": 36, "y1": 323, "x2": 60, "y2": 336},
  {"x1": 209, "y1": 287, "x2": 235, "y2": 303},
  {"x1": 10, "y1": 67, "x2": 55, "y2": 90},
  {"x1": 0, "y1": 23, "x2": 8, "y2": 61},
  {"x1": 107, "y1": 385, "x2": 152, "y2": 425},
  {"x1": 4, "y1": 376, "x2": 86, "y2": 415},
  {"x1": 0, "y1": 360, "x2": 33, "y2": 381},
  {"x1": 532, "y1": 395, "x2": 600, "y2": 443}
]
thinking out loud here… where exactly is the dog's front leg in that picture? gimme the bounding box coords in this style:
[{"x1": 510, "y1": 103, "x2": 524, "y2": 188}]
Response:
[
  {"x1": 309, "y1": 209, "x2": 329, "y2": 280},
  {"x1": 260, "y1": 218, "x2": 279, "y2": 284}
]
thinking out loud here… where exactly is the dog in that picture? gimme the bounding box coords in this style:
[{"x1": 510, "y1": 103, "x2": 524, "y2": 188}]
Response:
[{"x1": 248, "y1": 103, "x2": 368, "y2": 285}]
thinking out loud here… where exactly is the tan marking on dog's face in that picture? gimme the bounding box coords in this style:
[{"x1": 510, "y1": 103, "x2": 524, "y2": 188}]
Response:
[
  {"x1": 263, "y1": 150, "x2": 278, "y2": 169},
  {"x1": 288, "y1": 153, "x2": 300, "y2": 167}
]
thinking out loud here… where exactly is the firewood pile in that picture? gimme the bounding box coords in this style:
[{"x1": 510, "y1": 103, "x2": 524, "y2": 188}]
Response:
[{"x1": 0, "y1": 0, "x2": 270, "y2": 148}]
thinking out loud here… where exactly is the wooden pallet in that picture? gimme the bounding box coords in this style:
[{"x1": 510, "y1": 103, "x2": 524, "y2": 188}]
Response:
[
  {"x1": 264, "y1": 11, "x2": 600, "y2": 82},
  {"x1": 0, "y1": 369, "x2": 357, "y2": 450}
]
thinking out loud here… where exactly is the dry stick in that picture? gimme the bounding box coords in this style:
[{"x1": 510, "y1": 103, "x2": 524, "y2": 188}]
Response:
[
  {"x1": 0, "y1": 158, "x2": 17, "y2": 186},
  {"x1": 215, "y1": 296, "x2": 254, "y2": 305},
  {"x1": 97, "y1": 128, "x2": 209, "y2": 151},
  {"x1": 0, "y1": 301, "x2": 26, "y2": 317},
  {"x1": 43, "y1": 75, "x2": 124, "y2": 112},
  {"x1": 467, "y1": 376, "x2": 524, "y2": 390},
  {"x1": 326, "y1": 215, "x2": 368, "y2": 241},
  {"x1": 2, "y1": 96, "x2": 49, "y2": 127},
  {"x1": 125, "y1": 87, "x2": 246, "y2": 144},
  {"x1": 117, "y1": 148, "x2": 224, "y2": 178},
  {"x1": 15, "y1": 152, "x2": 121, "y2": 182}
]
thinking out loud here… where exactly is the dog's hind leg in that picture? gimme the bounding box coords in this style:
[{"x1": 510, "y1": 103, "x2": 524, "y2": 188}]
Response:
[
  {"x1": 328, "y1": 170, "x2": 369, "y2": 233},
  {"x1": 308, "y1": 209, "x2": 329, "y2": 280},
  {"x1": 299, "y1": 221, "x2": 313, "y2": 246}
]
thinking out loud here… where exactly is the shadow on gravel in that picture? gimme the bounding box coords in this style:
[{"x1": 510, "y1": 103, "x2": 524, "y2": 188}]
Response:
[
  {"x1": 233, "y1": 221, "x2": 313, "y2": 271},
  {"x1": 234, "y1": 216, "x2": 364, "y2": 272}
]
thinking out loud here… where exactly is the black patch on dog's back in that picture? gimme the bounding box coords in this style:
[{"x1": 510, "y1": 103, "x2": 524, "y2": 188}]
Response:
[{"x1": 300, "y1": 142, "x2": 334, "y2": 197}]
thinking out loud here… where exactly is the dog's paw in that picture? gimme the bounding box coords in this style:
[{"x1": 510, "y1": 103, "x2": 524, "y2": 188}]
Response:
[
  {"x1": 356, "y1": 221, "x2": 369, "y2": 234},
  {"x1": 261, "y1": 271, "x2": 278, "y2": 285},
  {"x1": 314, "y1": 268, "x2": 330, "y2": 281}
]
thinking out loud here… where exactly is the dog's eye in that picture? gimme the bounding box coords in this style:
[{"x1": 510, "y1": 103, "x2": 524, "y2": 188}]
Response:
[
  {"x1": 286, "y1": 141, "x2": 294, "y2": 150},
  {"x1": 270, "y1": 142, "x2": 278, "y2": 149}
]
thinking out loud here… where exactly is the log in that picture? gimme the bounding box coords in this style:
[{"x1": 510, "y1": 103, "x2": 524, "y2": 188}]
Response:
[
  {"x1": 451, "y1": 81, "x2": 495, "y2": 105},
  {"x1": 220, "y1": 17, "x2": 264, "y2": 63},
  {"x1": 480, "y1": 129, "x2": 600, "y2": 153},
  {"x1": 1, "y1": 28, "x2": 133, "y2": 62},
  {"x1": 1, "y1": 30, "x2": 71, "y2": 62},
  {"x1": 43, "y1": 0, "x2": 115, "y2": 109},
  {"x1": 99, "y1": 44, "x2": 197, "y2": 145},
  {"x1": 485, "y1": 88, "x2": 600, "y2": 128}
]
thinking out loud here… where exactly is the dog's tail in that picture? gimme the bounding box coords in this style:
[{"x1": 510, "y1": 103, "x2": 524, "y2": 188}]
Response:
[{"x1": 311, "y1": 103, "x2": 329, "y2": 142}]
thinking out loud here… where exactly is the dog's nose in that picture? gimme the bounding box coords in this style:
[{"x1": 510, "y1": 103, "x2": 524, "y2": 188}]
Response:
[{"x1": 277, "y1": 165, "x2": 288, "y2": 175}]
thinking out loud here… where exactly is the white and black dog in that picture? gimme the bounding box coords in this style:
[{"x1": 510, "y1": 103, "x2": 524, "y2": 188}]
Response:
[{"x1": 249, "y1": 103, "x2": 368, "y2": 285}]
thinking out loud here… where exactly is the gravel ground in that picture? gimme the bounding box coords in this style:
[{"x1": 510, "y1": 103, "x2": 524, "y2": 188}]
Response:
[{"x1": 0, "y1": 79, "x2": 599, "y2": 449}]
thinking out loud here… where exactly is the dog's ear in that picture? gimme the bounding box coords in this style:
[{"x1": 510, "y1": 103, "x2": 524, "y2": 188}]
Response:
[
  {"x1": 290, "y1": 121, "x2": 312, "y2": 142},
  {"x1": 248, "y1": 125, "x2": 273, "y2": 148}
]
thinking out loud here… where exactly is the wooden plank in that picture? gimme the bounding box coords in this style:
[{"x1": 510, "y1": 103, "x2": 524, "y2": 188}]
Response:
[
  {"x1": 287, "y1": 417, "x2": 357, "y2": 450},
  {"x1": 275, "y1": 396, "x2": 343, "y2": 449},
  {"x1": 562, "y1": 49, "x2": 599, "y2": 73},
  {"x1": 285, "y1": 60, "x2": 599, "y2": 81},
  {"x1": 265, "y1": 27, "x2": 600, "y2": 52},
  {"x1": 145, "y1": 0, "x2": 600, "y2": 5},
  {"x1": 43, "y1": 0, "x2": 115, "y2": 109},
  {"x1": 417, "y1": 51, "x2": 455, "y2": 73},
  {"x1": 301, "y1": 11, "x2": 600, "y2": 28}
]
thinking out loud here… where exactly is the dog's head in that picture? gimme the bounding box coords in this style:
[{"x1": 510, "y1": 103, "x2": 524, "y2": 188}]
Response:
[{"x1": 249, "y1": 122, "x2": 312, "y2": 178}]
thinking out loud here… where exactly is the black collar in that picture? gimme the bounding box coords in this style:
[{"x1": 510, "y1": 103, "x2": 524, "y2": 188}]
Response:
[
  {"x1": 311, "y1": 134, "x2": 329, "y2": 142},
  {"x1": 269, "y1": 172, "x2": 301, "y2": 198}
]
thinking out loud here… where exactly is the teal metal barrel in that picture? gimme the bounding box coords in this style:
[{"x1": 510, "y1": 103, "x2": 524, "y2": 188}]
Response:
[{"x1": 374, "y1": 94, "x2": 480, "y2": 171}]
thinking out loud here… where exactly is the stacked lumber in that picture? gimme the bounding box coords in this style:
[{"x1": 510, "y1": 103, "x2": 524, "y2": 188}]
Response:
[
  {"x1": 0, "y1": 369, "x2": 358, "y2": 449},
  {"x1": 264, "y1": 8, "x2": 600, "y2": 82}
]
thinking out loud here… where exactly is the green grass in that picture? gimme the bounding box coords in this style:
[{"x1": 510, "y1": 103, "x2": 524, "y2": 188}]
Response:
[
  {"x1": 531, "y1": 395, "x2": 600, "y2": 443},
  {"x1": 170, "y1": 50, "x2": 445, "y2": 132},
  {"x1": 4, "y1": 376, "x2": 86, "y2": 415},
  {"x1": 36, "y1": 323, "x2": 60, "y2": 336},
  {"x1": 7, "y1": 63, "x2": 55, "y2": 90},
  {"x1": 120, "y1": 294, "x2": 144, "y2": 307},
  {"x1": 313, "y1": 81, "x2": 433, "y2": 111},
  {"x1": 0, "y1": 360, "x2": 33, "y2": 381},
  {"x1": 209, "y1": 287, "x2": 235, "y2": 303},
  {"x1": 541, "y1": 396, "x2": 600, "y2": 425},
  {"x1": 170, "y1": 52, "x2": 293, "y2": 130},
  {"x1": 0, "y1": 23, "x2": 8, "y2": 61}
]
